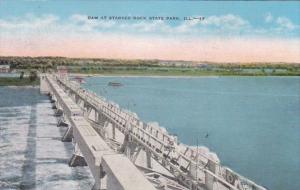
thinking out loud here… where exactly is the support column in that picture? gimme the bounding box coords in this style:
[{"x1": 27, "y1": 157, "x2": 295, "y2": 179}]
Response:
[
  {"x1": 112, "y1": 124, "x2": 116, "y2": 140},
  {"x1": 51, "y1": 103, "x2": 57, "y2": 110},
  {"x1": 189, "y1": 161, "x2": 197, "y2": 179},
  {"x1": 57, "y1": 116, "x2": 68, "y2": 127},
  {"x1": 69, "y1": 144, "x2": 87, "y2": 167},
  {"x1": 75, "y1": 95, "x2": 80, "y2": 104},
  {"x1": 54, "y1": 109, "x2": 63, "y2": 117},
  {"x1": 62, "y1": 125, "x2": 73, "y2": 142},
  {"x1": 92, "y1": 178, "x2": 101, "y2": 190},
  {"x1": 146, "y1": 150, "x2": 152, "y2": 169},
  {"x1": 95, "y1": 111, "x2": 98, "y2": 123},
  {"x1": 99, "y1": 113, "x2": 106, "y2": 127},
  {"x1": 204, "y1": 160, "x2": 216, "y2": 190},
  {"x1": 84, "y1": 106, "x2": 92, "y2": 119},
  {"x1": 92, "y1": 165, "x2": 106, "y2": 190},
  {"x1": 131, "y1": 146, "x2": 142, "y2": 163}
]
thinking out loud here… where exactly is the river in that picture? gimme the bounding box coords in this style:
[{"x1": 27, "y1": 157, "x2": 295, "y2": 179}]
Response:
[
  {"x1": 83, "y1": 76, "x2": 300, "y2": 190},
  {"x1": 0, "y1": 76, "x2": 299, "y2": 190}
]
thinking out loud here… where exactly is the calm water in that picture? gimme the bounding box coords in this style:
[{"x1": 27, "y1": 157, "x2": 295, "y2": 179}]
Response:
[{"x1": 83, "y1": 76, "x2": 300, "y2": 190}]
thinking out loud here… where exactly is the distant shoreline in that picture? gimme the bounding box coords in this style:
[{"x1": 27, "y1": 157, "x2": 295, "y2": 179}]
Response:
[
  {"x1": 0, "y1": 72, "x2": 299, "y2": 87},
  {"x1": 0, "y1": 77, "x2": 39, "y2": 87},
  {"x1": 70, "y1": 73, "x2": 221, "y2": 78},
  {"x1": 69, "y1": 73, "x2": 300, "y2": 78},
  {"x1": 1, "y1": 56, "x2": 300, "y2": 77},
  {"x1": 5, "y1": 85, "x2": 39, "y2": 88}
]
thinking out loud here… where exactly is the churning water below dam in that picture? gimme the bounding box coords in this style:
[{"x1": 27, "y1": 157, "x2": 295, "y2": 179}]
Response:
[{"x1": 0, "y1": 87, "x2": 94, "y2": 190}]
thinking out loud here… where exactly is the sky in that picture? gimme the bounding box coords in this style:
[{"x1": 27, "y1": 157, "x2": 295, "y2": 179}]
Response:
[{"x1": 0, "y1": 0, "x2": 300, "y2": 63}]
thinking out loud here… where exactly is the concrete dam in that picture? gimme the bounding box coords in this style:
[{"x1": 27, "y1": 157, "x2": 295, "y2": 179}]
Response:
[{"x1": 39, "y1": 74, "x2": 267, "y2": 190}]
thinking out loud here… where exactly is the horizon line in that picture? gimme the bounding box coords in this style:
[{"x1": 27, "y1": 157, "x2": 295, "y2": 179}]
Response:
[{"x1": 1, "y1": 55, "x2": 299, "y2": 65}]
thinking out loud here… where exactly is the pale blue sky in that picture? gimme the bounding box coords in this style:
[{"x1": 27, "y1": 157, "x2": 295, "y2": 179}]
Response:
[
  {"x1": 0, "y1": 1, "x2": 299, "y2": 62},
  {"x1": 0, "y1": 0, "x2": 299, "y2": 38}
]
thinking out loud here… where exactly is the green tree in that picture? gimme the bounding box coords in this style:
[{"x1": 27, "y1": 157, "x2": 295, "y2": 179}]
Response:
[
  {"x1": 29, "y1": 71, "x2": 38, "y2": 81},
  {"x1": 19, "y1": 71, "x2": 24, "y2": 79}
]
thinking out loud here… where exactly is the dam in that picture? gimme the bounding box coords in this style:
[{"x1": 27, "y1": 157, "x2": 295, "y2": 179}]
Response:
[{"x1": 39, "y1": 74, "x2": 267, "y2": 190}]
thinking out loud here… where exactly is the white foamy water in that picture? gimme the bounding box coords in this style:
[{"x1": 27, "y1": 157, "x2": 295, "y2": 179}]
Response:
[{"x1": 0, "y1": 92, "x2": 93, "y2": 190}]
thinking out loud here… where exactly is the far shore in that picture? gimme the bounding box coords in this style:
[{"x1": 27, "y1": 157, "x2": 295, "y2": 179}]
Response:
[
  {"x1": 69, "y1": 73, "x2": 221, "y2": 78},
  {"x1": 0, "y1": 72, "x2": 299, "y2": 87},
  {"x1": 6, "y1": 85, "x2": 39, "y2": 88},
  {"x1": 0, "y1": 85, "x2": 39, "y2": 88},
  {"x1": 69, "y1": 73, "x2": 299, "y2": 78},
  {"x1": 0, "y1": 77, "x2": 39, "y2": 87}
]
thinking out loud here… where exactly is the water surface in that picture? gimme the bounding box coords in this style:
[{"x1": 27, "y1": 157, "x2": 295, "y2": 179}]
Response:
[
  {"x1": 0, "y1": 87, "x2": 93, "y2": 190},
  {"x1": 83, "y1": 76, "x2": 300, "y2": 190}
]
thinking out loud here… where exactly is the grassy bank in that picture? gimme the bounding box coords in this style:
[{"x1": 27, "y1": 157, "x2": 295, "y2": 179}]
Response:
[
  {"x1": 70, "y1": 67, "x2": 300, "y2": 76},
  {"x1": 0, "y1": 77, "x2": 39, "y2": 86},
  {"x1": 1, "y1": 56, "x2": 300, "y2": 76}
]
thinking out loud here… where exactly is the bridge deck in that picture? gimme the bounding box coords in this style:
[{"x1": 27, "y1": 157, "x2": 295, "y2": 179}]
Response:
[{"x1": 102, "y1": 154, "x2": 157, "y2": 190}]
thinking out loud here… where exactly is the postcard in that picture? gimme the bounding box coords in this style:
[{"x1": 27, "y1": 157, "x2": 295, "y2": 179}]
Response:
[{"x1": 0, "y1": 1, "x2": 299, "y2": 190}]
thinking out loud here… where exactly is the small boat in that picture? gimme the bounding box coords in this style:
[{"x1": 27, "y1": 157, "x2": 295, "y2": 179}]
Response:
[
  {"x1": 108, "y1": 82, "x2": 123, "y2": 87},
  {"x1": 73, "y1": 76, "x2": 85, "y2": 84}
]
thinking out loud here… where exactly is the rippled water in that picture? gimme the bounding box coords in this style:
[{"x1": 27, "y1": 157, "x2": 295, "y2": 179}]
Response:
[
  {"x1": 83, "y1": 76, "x2": 300, "y2": 190},
  {"x1": 0, "y1": 87, "x2": 93, "y2": 190}
]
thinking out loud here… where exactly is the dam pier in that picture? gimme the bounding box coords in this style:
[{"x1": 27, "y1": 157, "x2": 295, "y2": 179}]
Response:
[{"x1": 39, "y1": 74, "x2": 266, "y2": 190}]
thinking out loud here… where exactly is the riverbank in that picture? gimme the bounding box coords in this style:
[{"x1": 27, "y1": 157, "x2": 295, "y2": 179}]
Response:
[
  {"x1": 69, "y1": 73, "x2": 300, "y2": 78},
  {"x1": 0, "y1": 77, "x2": 39, "y2": 86},
  {"x1": 70, "y1": 70, "x2": 300, "y2": 76},
  {"x1": 2, "y1": 56, "x2": 300, "y2": 77}
]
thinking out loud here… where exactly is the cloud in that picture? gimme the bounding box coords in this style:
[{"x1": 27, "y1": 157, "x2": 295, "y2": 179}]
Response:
[
  {"x1": 116, "y1": 20, "x2": 172, "y2": 35},
  {"x1": 70, "y1": 14, "x2": 116, "y2": 31},
  {"x1": 1, "y1": 13, "x2": 299, "y2": 38},
  {"x1": 264, "y1": 13, "x2": 273, "y2": 23},
  {"x1": 276, "y1": 17, "x2": 297, "y2": 31},
  {"x1": 63, "y1": 14, "x2": 252, "y2": 36},
  {"x1": 0, "y1": 14, "x2": 58, "y2": 30},
  {"x1": 261, "y1": 14, "x2": 299, "y2": 32},
  {"x1": 175, "y1": 14, "x2": 249, "y2": 34},
  {"x1": 201, "y1": 14, "x2": 249, "y2": 29},
  {"x1": 175, "y1": 18, "x2": 201, "y2": 33},
  {"x1": 0, "y1": 13, "x2": 300, "y2": 62}
]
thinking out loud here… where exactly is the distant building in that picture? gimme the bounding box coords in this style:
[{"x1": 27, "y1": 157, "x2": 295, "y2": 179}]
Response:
[
  {"x1": 0, "y1": 65, "x2": 10, "y2": 73},
  {"x1": 57, "y1": 66, "x2": 68, "y2": 77}
]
